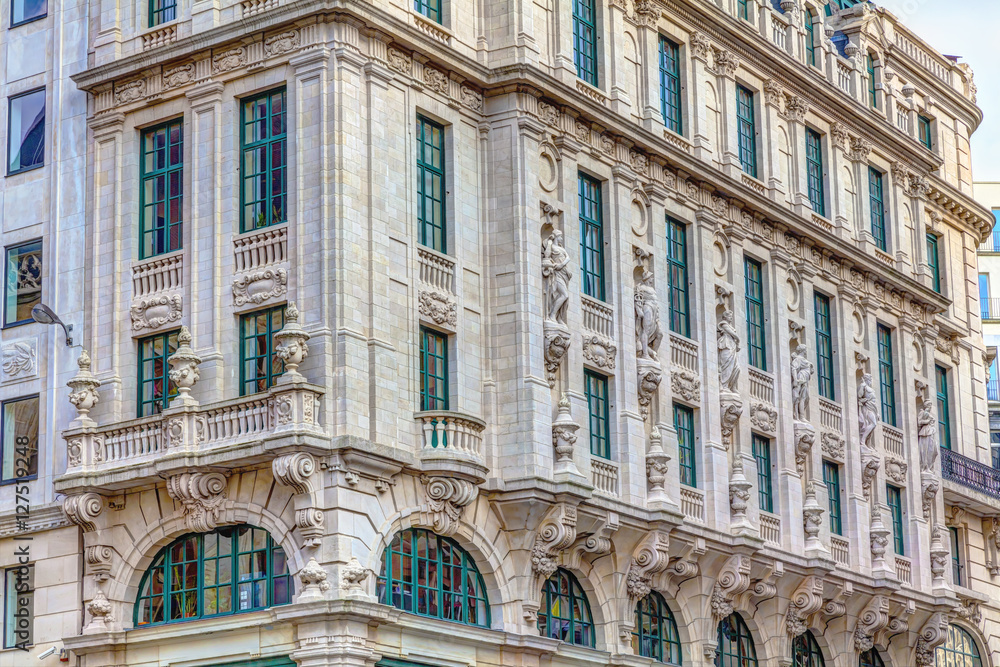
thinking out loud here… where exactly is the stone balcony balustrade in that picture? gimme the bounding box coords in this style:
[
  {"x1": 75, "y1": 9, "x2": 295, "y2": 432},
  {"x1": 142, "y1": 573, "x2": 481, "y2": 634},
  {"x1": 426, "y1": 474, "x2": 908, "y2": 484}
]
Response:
[{"x1": 413, "y1": 410, "x2": 488, "y2": 484}]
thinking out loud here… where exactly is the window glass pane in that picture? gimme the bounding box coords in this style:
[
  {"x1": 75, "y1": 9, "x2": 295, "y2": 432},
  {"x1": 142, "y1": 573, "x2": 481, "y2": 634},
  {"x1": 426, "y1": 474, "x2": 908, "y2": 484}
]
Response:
[
  {"x1": 417, "y1": 117, "x2": 447, "y2": 253},
  {"x1": 659, "y1": 38, "x2": 682, "y2": 135},
  {"x1": 822, "y1": 460, "x2": 842, "y2": 535},
  {"x1": 240, "y1": 89, "x2": 287, "y2": 232},
  {"x1": 149, "y1": 0, "x2": 176, "y2": 26},
  {"x1": 579, "y1": 174, "x2": 605, "y2": 301},
  {"x1": 240, "y1": 306, "x2": 285, "y2": 395},
  {"x1": 674, "y1": 404, "x2": 696, "y2": 487},
  {"x1": 813, "y1": 292, "x2": 834, "y2": 400},
  {"x1": 744, "y1": 257, "x2": 766, "y2": 370},
  {"x1": 140, "y1": 120, "x2": 183, "y2": 258},
  {"x1": 573, "y1": 0, "x2": 598, "y2": 86},
  {"x1": 586, "y1": 371, "x2": 609, "y2": 459},
  {"x1": 1, "y1": 396, "x2": 38, "y2": 482},
  {"x1": 753, "y1": 434, "x2": 773, "y2": 512},
  {"x1": 12, "y1": 0, "x2": 46, "y2": 24},
  {"x1": 877, "y1": 325, "x2": 896, "y2": 426},
  {"x1": 926, "y1": 234, "x2": 941, "y2": 293},
  {"x1": 4, "y1": 565, "x2": 33, "y2": 649},
  {"x1": 869, "y1": 167, "x2": 887, "y2": 251},
  {"x1": 737, "y1": 86, "x2": 757, "y2": 178},
  {"x1": 806, "y1": 129, "x2": 825, "y2": 217},
  {"x1": 936, "y1": 365, "x2": 951, "y2": 451},
  {"x1": 4, "y1": 240, "x2": 42, "y2": 326},
  {"x1": 886, "y1": 484, "x2": 904, "y2": 555},
  {"x1": 7, "y1": 90, "x2": 45, "y2": 173},
  {"x1": 666, "y1": 218, "x2": 690, "y2": 337},
  {"x1": 137, "y1": 331, "x2": 180, "y2": 417}
]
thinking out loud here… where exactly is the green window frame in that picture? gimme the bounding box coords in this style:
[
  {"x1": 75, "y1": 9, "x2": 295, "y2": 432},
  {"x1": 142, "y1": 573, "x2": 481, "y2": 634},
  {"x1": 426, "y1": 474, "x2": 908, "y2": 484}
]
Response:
[
  {"x1": 149, "y1": 0, "x2": 176, "y2": 26},
  {"x1": 949, "y1": 526, "x2": 963, "y2": 586},
  {"x1": 659, "y1": 37, "x2": 682, "y2": 135},
  {"x1": 416, "y1": 116, "x2": 446, "y2": 253},
  {"x1": 239, "y1": 306, "x2": 285, "y2": 396},
  {"x1": 674, "y1": 403, "x2": 696, "y2": 488},
  {"x1": 3, "y1": 565, "x2": 32, "y2": 649},
  {"x1": 886, "y1": 484, "x2": 904, "y2": 556},
  {"x1": 539, "y1": 568, "x2": 594, "y2": 647},
  {"x1": 813, "y1": 292, "x2": 834, "y2": 400},
  {"x1": 3, "y1": 239, "x2": 42, "y2": 327},
  {"x1": 585, "y1": 370, "x2": 610, "y2": 459},
  {"x1": 137, "y1": 330, "x2": 179, "y2": 417},
  {"x1": 806, "y1": 128, "x2": 825, "y2": 217},
  {"x1": 413, "y1": 0, "x2": 440, "y2": 23},
  {"x1": 918, "y1": 115, "x2": 933, "y2": 150},
  {"x1": 717, "y1": 613, "x2": 758, "y2": 667},
  {"x1": 579, "y1": 173, "x2": 605, "y2": 301},
  {"x1": 936, "y1": 364, "x2": 951, "y2": 450},
  {"x1": 736, "y1": 86, "x2": 757, "y2": 178},
  {"x1": 926, "y1": 233, "x2": 941, "y2": 294},
  {"x1": 822, "y1": 460, "x2": 842, "y2": 536},
  {"x1": 752, "y1": 433, "x2": 773, "y2": 513},
  {"x1": 240, "y1": 88, "x2": 287, "y2": 233},
  {"x1": 791, "y1": 631, "x2": 824, "y2": 667},
  {"x1": 419, "y1": 327, "x2": 449, "y2": 411},
  {"x1": 376, "y1": 528, "x2": 490, "y2": 627},
  {"x1": 633, "y1": 592, "x2": 682, "y2": 665},
  {"x1": 573, "y1": 0, "x2": 598, "y2": 87},
  {"x1": 744, "y1": 257, "x2": 766, "y2": 371},
  {"x1": 139, "y1": 119, "x2": 183, "y2": 259},
  {"x1": 1, "y1": 395, "x2": 39, "y2": 483},
  {"x1": 805, "y1": 10, "x2": 817, "y2": 67},
  {"x1": 859, "y1": 648, "x2": 886, "y2": 667},
  {"x1": 867, "y1": 54, "x2": 878, "y2": 109},
  {"x1": 666, "y1": 217, "x2": 690, "y2": 337},
  {"x1": 869, "y1": 167, "x2": 887, "y2": 251},
  {"x1": 936, "y1": 625, "x2": 983, "y2": 667},
  {"x1": 134, "y1": 525, "x2": 291, "y2": 628},
  {"x1": 876, "y1": 324, "x2": 896, "y2": 426},
  {"x1": 737, "y1": 0, "x2": 750, "y2": 21}
]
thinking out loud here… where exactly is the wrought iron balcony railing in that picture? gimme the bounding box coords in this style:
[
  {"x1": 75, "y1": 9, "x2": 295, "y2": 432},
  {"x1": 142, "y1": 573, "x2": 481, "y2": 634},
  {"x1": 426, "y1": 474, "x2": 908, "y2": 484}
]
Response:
[
  {"x1": 988, "y1": 378, "x2": 999, "y2": 403},
  {"x1": 982, "y1": 298, "x2": 1000, "y2": 321},
  {"x1": 940, "y1": 447, "x2": 1000, "y2": 499}
]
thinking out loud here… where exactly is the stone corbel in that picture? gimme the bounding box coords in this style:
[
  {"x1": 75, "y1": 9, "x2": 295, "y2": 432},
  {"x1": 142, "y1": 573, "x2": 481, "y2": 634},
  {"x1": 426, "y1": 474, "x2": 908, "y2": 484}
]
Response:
[
  {"x1": 165, "y1": 472, "x2": 229, "y2": 532},
  {"x1": 710, "y1": 554, "x2": 751, "y2": 620},
  {"x1": 748, "y1": 560, "x2": 783, "y2": 604},
  {"x1": 418, "y1": 475, "x2": 478, "y2": 537},
  {"x1": 272, "y1": 452, "x2": 325, "y2": 548},
  {"x1": 530, "y1": 503, "x2": 578, "y2": 584},
  {"x1": 915, "y1": 613, "x2": 950, "y2": 666},
  {"x1": 785, "y1": 575, "x2": 825, "y2": 637},
  {"x1": 853, "y1": 595, "x2": 890, "y2": 652},
  {"x1": 664, "y1": 537, "x2": 704, "y2": 586},
  {"x1": 820, "y1": 581, "x2": 852, "y2": 621},
  {"x1": 65, "y1": 493, "x2": 116, "y2": 585},
  {"x1": 565, "y1": 512, "x2": 619, "y2": 570},
  {"x1": 625, "y1": 530, "x2": 670, "y2": 603}
]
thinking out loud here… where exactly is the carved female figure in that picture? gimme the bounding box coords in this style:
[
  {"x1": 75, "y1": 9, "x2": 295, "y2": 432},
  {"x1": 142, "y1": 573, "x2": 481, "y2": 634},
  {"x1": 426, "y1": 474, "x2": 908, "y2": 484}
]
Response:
[
  {"x1": 634, "y1": 281, "x2": 662, "y2": 360},
  {"x1": 918, "y1": 400, "x2": 938, "y2": 472},
  {"x1": 790, "y1": 344, "x2": 814, "y2": 421},
  {"x1": 542, "y1": 230, "x2": 571, "y2": 324},
  {"x1": 717, "y1": 310, "x2": 741, "y2": 393},
  {"x1": 858, "y1": 373, "x2": 879, "y2": 449}
]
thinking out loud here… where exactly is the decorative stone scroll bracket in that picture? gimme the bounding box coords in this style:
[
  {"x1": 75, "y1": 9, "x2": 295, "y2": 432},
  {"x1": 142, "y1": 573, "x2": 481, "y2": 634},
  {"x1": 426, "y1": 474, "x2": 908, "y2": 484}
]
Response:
[
  {"x1": 272, "y1": 452, "x2": 324, "y2": 548},
  {"x1": 418, "y1": 475, "x2": 478, "y2": 537},
  {"x1": 915, "y1": 613, "x2": 950, "y2": 667},
  {"x1": 710, "y1": 554, "x2": 751, "y2": 621},
  {"x1": 530, "y1": 503, "x2": 578, "y2": 586},
  {"x1": 785, "y1": 575, "x2": 825, "y2": 638},
  {"x1": 854, "y1": 595, "x2": 890, "y2": 652},
  {"x1": 625, "y1": 530, "x2": 670, "y2": 604},
  {"x1": 165, "y1": 472, "x2": 229, "y2": 533}
]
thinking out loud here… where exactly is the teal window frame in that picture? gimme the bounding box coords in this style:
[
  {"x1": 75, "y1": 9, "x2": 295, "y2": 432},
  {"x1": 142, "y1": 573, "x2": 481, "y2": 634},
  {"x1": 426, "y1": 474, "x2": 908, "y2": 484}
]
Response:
[
  {"x1": 539, "y1": 568, "x2": 595, "y2": 647},
  {"x1": 876, "y1": 324, "x2": 896, "y2": 426},
  {"x1": 633, "y1": 592, "x2": 682, "y2": 665},
  {"x1": 886, "y1": 484, "x2": 904, "y2": 556},
  {"x1": 859, "y1": 648, "x2": 886, "y2": 667},
  {"x1": 416, "y1": 116, "x2": 446, "y2": 253},
  {"x1": 869, "y1": 167, "x2": 887, "y2": 251},
  {"x1": 752, "y1": 433, "x2": 773, "y2": 513},
  {"x1": 3, "y1": 565, "x2": 32, "y2": 649},
  {"x1": 791, "y1": 631, "x2": 824, "y2": 667},
  {"x1": 918, "y1": 115, "x2": 933, "y2": 150},
  {"x1": 585, "y1": 370, "x2": 610, "y2": 459},
  {"x1": 736, "y1": 86, "x2": 758, "y2": 178},
  {"x1": 936, "y1": 625, "x2": 983, "y2": 667},
  {"x1": 572, "y1": 0, "x2": 598, "y2": 87},
  {"x1": 139, "y1": 119, "x2": 184, "y2": 259},
  {"x1": 936, "y1": 364, "x2": 951, "y2": 450},
  {"x1": 413, "y1": 0, "x2": 440, "y2": 23},
  {"x1": 0, "y1": 394, "x2": 39, "y2": 483},
  {"x1": 240, "y1": 88, "x2": 287, "y2": 233},
  {"x1": 813, "y1": 292, "x2": 834, "y2": 400},
  {"x1": 149, "y1": 0, "x2": 176, "y2": 26},
  {"x1": 806, "y1": 128, "x2": 825, "y2": 217},
  {"x1": 579, "y1": 173, "x2": 605, "y2": 301},
  {"x1": 949, "y1": 526, "x2": 963, "y2": 586},
  {"x1": 239, "y1": 306, "x2": 285, "y2": 396},
  {"x1": 737, "y1": 0, "x2": 749, "y2": 21},
  {"x1": 805, "y1": 10, "x2": 817, "y2": 67},
  {"x1": 867, "y1": 54, "x2": 878, "y2": 109},
  {"x1": 674, "y1": 403, "x2": 696, "y2": 488},
  {"x1": 134, "y1": 525, "x2": 291, "y2": 628},
  {"x1": 137, "y1": 330, "x2": 179, "y2": 417},
  {"x1": 822, "y1": 460, "x2": 842, "y2": 536},
  {"x1": 419, "y1": 327, "x2": 449, "y2": 411},
  {"x1": 717, "y1": 613, "x2": 758, "y2": 667},
  {"x1": 666, "y1": 217, "x2": 690, "y2": 337},
  {"x1": 3, "y1": 239, "x2": 42, "y2": 327},
  {"x1": 926, "y1": 233, "x2": 941, "y2": 293},
  {"x1": 744, "y1": 257, "x2": 766, "y2": 371},
  {"x1": 659, "y1": 37, "x2": 682, "y2": 135},
  {"x1": 376, "y1": 528, "x2": 490, "y2": 627}
]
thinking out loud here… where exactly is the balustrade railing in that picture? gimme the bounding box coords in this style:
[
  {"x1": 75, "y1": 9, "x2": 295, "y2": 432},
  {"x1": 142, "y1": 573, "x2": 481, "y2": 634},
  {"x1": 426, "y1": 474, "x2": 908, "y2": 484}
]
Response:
[
  {"x1": 818, "y1": 397, "x2": 842, "y2": 432},
  {"x1": 418, "y1": 247, "x2": 456, "y2": 294},
  {"x1": 679, "y1": 487, "x2": 705, "y2": 523},
  {"x1": 582, "y1": 296, "x2": 614, "y2": 338},
  {"x1": 831, "y1": 537, "x2": 850, "y2": 567},
  {"x1": 836, "y1": 61, "x2": 852, "y2": 94},
  {"x1": 941, "y1": 447, "x2": 1000, "y2": 498},
  {"x1": 132, "y1": 253, "x2": 183, "y2": 298},
  {"x1": 415, "y1": 411, "x2": 486, "y2": 456},
  {"x1": 234, "y1": 226, "x2": 287, "y2": 273},
  {"x1": 760, "y1": 512, "x2": 781, "y2": 546},
  {"x1": 101, "y1": 417, "x2": 164, "y2": 463},
  {"x1": 749, "y1": 368, "x2": 775, "y2": 404},
  {"x1": 670, "y1": 335, "x2": 698, "y2": 373},
  {"x1": 895, "y1": 556, "x2": 912, "y2": 585},
  {"x1": 981, "y1": 298, "x2": 1000, "y2": 321},
  {"x1": 591, "y1": 458, "x2": 619, "y2": 496}
]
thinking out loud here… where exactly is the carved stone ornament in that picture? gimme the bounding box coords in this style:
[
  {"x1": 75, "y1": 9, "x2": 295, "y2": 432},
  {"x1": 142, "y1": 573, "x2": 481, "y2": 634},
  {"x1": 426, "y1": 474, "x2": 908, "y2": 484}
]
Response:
[
  {"x1": 711, "y1": 47, "x2": 739, "y2": 78},
  {"x1": 212, "y1": 46, "x2": 247, "y2": 74},
  {"x1": 419, "y1": 289, "x2": 457, "y2": 327},
  {"x1": 690, "y1": 31, "x2": 711, "y2": 61},
  {"x1": 543, "y1": 325, "x2": 570, "y2": 387},
  {"x1": 750, "y1": 402, "x2": 777, "y2": 433},
  {"x1": 671, "y1": 369, "x2": 700, "y2": 402},
  {"x1": 711, "y1": 554, "x2": 751, "y2": 620},
  {"x1": 298, "y1": 557, "x2": 331, "y2": 602},
  {"x1": 917, "y1": 399, "x2": 938, "y2": 473},
  {"x1": 341, "y1": 557, "x2": 373, "y2": 594},
  {"x1": 786, "y1": 575, "x2": 825, "y2": 638},
  {"x1": 583, "y1": 334, "x2": 617, "y2": 370},
  {"x1": 460, "y1": 85, "x2": 483, "y2": 111},
  {"x1": 915, "y1": 613, "x2": 949, "y2": 667},
  {"x1": 921, "y1": 473, "x2": 939, "y2": 521},
  {"x1": 929, "y1": 525, "x2": 950, "y2": 586},
  {"x1": 629, "y1": 150, "x2": 649, "y2": 176},
  {"x1": 729, "y1": 459, "x2": 753, "y2": 524},
  {"x1": 165, "y1": 472, "x2": 228, "y2": 532},
  {"x1": 885, "y1": 456, "x2": 908, "y2": 484},
  {"x1": 83, "y1": 590, "x2": 114, "y2": 633},
  {"x1": 2, "y1": 339, "x2": 37, "y2": 381},
  {"x1": 67, "y1": 350, "x2": 102, "y2": 427},
  {"x1": 163, "y1": 63, "x2": 195, "y2": 89},
  {"x1": 720, "y1": 396, "x2": 743, "y2": 450},
  {"x1": 130, "y1": 293, "x2": 182, "y2": 331},
  {"x1": 167, "y1": 326, "x2": 201, "y2": 407},
  {"x1": 296, "y1": 508, "x2": 325, "y2": 548},
  {"x1": 273, "y1": 302, "x2": 311, "y2": 382},
  {"x1": 858, "y1": 373, "x2": 878, "y2": 449},
  {"x1": 86, "y1": 544, "x2": 114, "y2": 582},
  {"x1": 794, "y1": 421, "x2": 816, "y2": 475},
  {"x1": 626, "y1": 531, "x2": 670, "y2": 603},
  {"x1": 869, "y1": 505, "x2": 891, "y2": 570},
  {"x1": 821, "y1": 432, "x2": 844, "y2": 461},
  {"x1": 957, "y1": 598, "x2": 982, "y2": 625},
  {"x1": 63, "y1": 493, "x2": 104, "y2": 533},
  {"x1": 232, "y1": 268, "x2": 288, "y2": 306},
  {"x1": 552, "y1": 395, "x2": 580, "y2": 472},
  {"x1": 633, "y1": 0, "x2": 657, "y2": 25},
  {"x1": 853, "y1": 595, "x2": 889, "y2": 652},
  {"x1": 538, "y1": 101, "x2": 560, "y2": 126},
  {"x1": 802, "y1": 483, "x2": 825, "y2": 552},
  {"x1": 783, "y1": 94, "x2": 809, "y2": 123},
  {"x1": 636, "y1": 359, "x2": 662, "y2": 422},
  {"x1": 422, "y1": 476, "x2": 477, "y2": 536},
  {"x1": 388, "y1": 47, "x2": 411, "y2": 74},
  {"x1": 848, "y1": 137, "x2": 873, "y2": 163},
  {"x1": 272, "y1": 452, "x2": 317, "y2": 495},
  {"x1": 424, "y1": 67, "x2": 449, "y2": 94},
  {"x1": 264, "y1": 30, "x2": 300, "y2": 57},
  {"x1": 531, "y1": 503, "x2": 577, "y2": 579},
  {"x1": 114, "y1": 79, "x2": 147, "y2": 105}
]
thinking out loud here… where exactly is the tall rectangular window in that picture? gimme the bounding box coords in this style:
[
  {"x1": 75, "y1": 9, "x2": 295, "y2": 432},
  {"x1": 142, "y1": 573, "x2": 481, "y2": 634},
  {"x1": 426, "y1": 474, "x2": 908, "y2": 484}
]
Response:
[
  {"x1": 737, "y1": 0, "x2": 749, "y2": 21},
  {"x1": 7, "y1": 89, "x2": 45, "y2": 175},
  {"x1": 926, "y1": 233, "x2": 941, "y2": 294},
  {"x1": 137, "y1": 331, "x2": 179, "y2": 417},
  {"x1": 886, "y1": 484, "x2": 904, "y2": 556},
  {"x1": 239, "y1": 306, "x2": 285, "y2": 396},
  {"x1": 659, "y1": 37, "x2": 682, "y2": 135},
  {"x1": 419, "y1": 328, "x2": 449, "y2": 411},
  {"x1": 744, "y1": 257, "x2": 766, "y2": 371},
  {"x1": 240, "y1": 88, "x2": 287, "y2": 232},
  {"x1": 806, "y1": 129, "x2": 825, "y2": 217},
  {"x1": 149, "y1": 0, "x2": 176, "y2": 26},
  {"x1": 736, "y1": 86, "x2": 757, "y2": 178},
  {"x1": 877, "y1": 324, "x2": 896, "y2": 426},
  {"x1": 3, "y1": 565, "x2": 32, "y2": 649},
  {"x1": 869, "y1": 167, "x2": 887, "y2": 251},
  {"x1": 666, "y1": 217, "x2": 690, "y2": 337},
  {"x1": 752, "y1": 434, "x2": 773, "y2": 513},
  {"x1": 413, "y1": 0, "x2": 440, "y2": 23},
  {"x1": 12, "y1": 0, "x2": 46, "y2": 25},
  {"x1": 416, "y1": 116, "x2": 446, "y2": 253},
  {"x1": 1, "y1": 395, "x2": 38, "y2": 483},
  {"x1": 867, "y1": 54, "x2": 878, "y2": 109},
  {"x1": 674, "y1": 403, "x2": 696, "y2": 487},
  {"x1": 805, "y1": 11, "x2": 817, "y2": 67},
  {"x1": 980, "y1": 274, "x2": 991, "y2": 320},
  {"x1": 918, "y1": 115, "x2": 933, "y2": 151},
  {"x1": 936, "y1": 365, "x2": 951, "y2": 451},
  {"x1": 949, "y1": 527, "x2": 963, "y2": 586},
  {"x1": 823, "y1": 460, "x2": 842, "y2": 536},
  {"x1": 3, "y1": 240, "x2": 41, "y2": 327},
  {"x1": 814, "y1": 292, "x2": 834, "y2": 401},
  {"x1": 573, "y1": 0, "x2": 598, "y2": 87},
  {"x1": 579, "y1": 173, "x2": 605, "y2": 301},
  {"x1": 585, "y1": 370, "x2": 610, "y2": 459},
  {"x1": 140, "y1": 119, "x2": 183, "y2": 259}
]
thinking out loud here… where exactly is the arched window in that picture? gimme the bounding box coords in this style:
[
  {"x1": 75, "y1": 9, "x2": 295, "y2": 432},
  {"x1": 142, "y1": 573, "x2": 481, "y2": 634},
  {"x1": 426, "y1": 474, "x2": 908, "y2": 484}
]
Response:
[
  {"x1": 860, "y1": 648, "x2": 886, "y2": 667},
  {"x1": 716, "y1": 613, "x2": 757, "y2": 667},
  {"x1": 539, "y1": 568, "x2": 594, "y2": 647},
  {"x1": 135, "y1": 525, "x2": 291, "y2": 627},
  {"x1": 376, "y1": 527, "x2": 489, "y2": 627},
  {"x1": 792, "y1": 631, "x2": 825, "y2": 667},
  {"x1": 633, "y1": 592, "x2": 681, "y2": 664},
  {"x1": 936, "y1": 625, "x2": 983, "y2": 667}
]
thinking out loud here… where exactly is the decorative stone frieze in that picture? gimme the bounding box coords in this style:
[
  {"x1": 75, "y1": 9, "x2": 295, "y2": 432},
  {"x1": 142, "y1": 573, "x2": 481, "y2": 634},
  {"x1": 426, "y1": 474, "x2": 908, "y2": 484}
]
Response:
[
  {"x1": 163, "y1": 63, "x2": 195, "y2": 89},
  {"x1": 885, "y1": 456, "x2": 908, "y2": 484},
  {"x1": 582, "y1": 334, "x2": 617, "y2": 369},
  {"x1": 710, "y1": 554, "x2": 751, "y2": 620},
  {"x1": 821, "y1": 432, "x2": 845, "y2": 461},
  {"x1": 1, "y1": 339, "x2": 37, "y2": 382},
  {"x1": 264, "y1": 29, "x2": 300, "y2": 57},
  {"x1": 130, "y1": 293, "x2": 182, "y2": 331},
  {"x1": 114, "y1": 78, "x2": 146, "y2": 105},
  {"x1": 165, "y1": 472, "x2": 228, "y2": 532},
  {"x1": 212, "y1": 46, "x2": 247, "y2": 74},
  {"x1": 232, "y1": 268, "x2": 288, "y2": 306},
  {"x1": 424, "y1": 66, "x2": 448, "y2": 94},
  {"x1": 750, "y1": 402, "x2": 777, "y2": 433},
  {"x1": 419, "y1": 289, "x2": 457, "y2": 327}
]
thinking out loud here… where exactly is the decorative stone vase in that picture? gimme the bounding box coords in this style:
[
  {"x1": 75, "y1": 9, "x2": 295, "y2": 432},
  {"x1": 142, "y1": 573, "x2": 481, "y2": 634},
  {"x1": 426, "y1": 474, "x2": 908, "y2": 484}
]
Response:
[
  {"x1": 167, "y1": 326, "x2": 202, "y2": 407},
  {"x1": 274, "y1": 302, "x2": 310, "y2": 383},
  {"x1": 67, "y1": 349, "x2": 102, "y2": 428},
  {"x1": 551, "y1": 394, "x2": 581, "y2": 477}
]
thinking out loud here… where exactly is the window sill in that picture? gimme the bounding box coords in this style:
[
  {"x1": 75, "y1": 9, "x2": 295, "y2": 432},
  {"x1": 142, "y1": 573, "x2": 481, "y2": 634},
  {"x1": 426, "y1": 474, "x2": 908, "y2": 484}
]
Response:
[
  {"x1": 2, "y1": 319, "x2": 36, "y2": 330},
  {"x1": 0, "y1": 476, "x2": 38, "y2": 486},
  {"x1": 5, "y1": 163, "x2": 44, "y2": 178},
  {"x1": 9, "y1": 13, "x2": 46, "y2": 28}
]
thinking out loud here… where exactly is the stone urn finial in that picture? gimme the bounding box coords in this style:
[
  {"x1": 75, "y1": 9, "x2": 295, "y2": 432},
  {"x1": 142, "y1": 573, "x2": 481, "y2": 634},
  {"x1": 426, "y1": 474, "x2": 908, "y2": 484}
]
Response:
[
  {"x1": 298, "y1": 557, "x2": 330, "y2": 602},
  {"x1": 551, "y1": 394, "x2": 581, "y2": 476},
  {"x1": 67, "y1": 349, "x2": 101, "y2": 427},
  {"x1": 167, "y1": 326, "x2": 202, "y2": 407},
  {"x1": 83, "y1": 590, "x2": 114, "y2": 634},
  {"x1": 274, "y1": 302, "x2": 310, "y2": 384}
]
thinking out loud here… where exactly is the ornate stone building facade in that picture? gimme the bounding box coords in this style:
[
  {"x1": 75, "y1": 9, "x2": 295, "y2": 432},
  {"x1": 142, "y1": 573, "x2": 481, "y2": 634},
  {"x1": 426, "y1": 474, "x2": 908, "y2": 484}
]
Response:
[{"x1": 13, "y1": 0, "x2": 1000, "y2": 665}]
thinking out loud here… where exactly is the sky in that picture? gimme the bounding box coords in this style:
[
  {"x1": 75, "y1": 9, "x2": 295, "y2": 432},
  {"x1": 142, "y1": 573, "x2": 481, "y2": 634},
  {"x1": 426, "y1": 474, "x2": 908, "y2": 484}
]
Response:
[{"x1": 876, "y1": 0, "x2": 1000, "y2": 182}]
